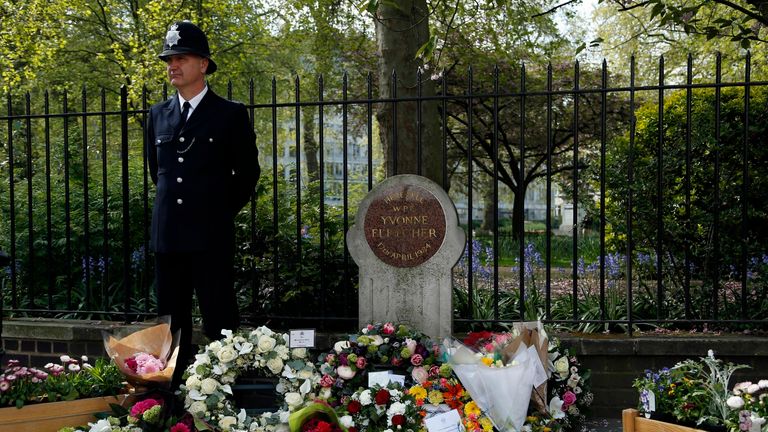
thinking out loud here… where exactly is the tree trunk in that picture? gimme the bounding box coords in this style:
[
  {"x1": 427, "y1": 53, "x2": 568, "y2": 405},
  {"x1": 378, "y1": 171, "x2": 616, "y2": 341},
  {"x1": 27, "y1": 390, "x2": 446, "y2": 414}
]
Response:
[
  {"x1": 511, "y1": 186, "x2": 526, "y2": 241},
  {"x1": 303, "y1": 113, "x2": 319, "y2": 183},
  {"x1": 480, "y1": 184, "x2": 495, "y2": 233},
  {"x1": 374, "y1": 0, "x2": 442, "y2": 185}
]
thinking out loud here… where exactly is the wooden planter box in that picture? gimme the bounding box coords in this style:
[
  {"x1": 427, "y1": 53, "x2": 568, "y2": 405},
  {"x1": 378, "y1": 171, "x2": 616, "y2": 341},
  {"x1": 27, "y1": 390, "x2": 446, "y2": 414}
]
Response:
[
  {"x1": 0, "y1": 394, "x2": 129, "y2": 432},
  {"x1": 623, "y1": 409, "x2": 709, "y2": 432}
]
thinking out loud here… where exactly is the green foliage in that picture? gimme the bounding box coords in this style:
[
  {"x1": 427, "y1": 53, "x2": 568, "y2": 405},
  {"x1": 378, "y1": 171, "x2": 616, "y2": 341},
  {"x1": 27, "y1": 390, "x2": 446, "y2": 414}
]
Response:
[{"x1": 601, "y1": 85, "x2": 768, "y2": 321}]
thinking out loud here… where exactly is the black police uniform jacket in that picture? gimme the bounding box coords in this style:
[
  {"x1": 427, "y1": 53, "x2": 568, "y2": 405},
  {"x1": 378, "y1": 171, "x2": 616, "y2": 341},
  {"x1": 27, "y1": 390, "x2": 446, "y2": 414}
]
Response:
[{"x1": 146, "y1": 89, "x2": 259, "y2": 253}]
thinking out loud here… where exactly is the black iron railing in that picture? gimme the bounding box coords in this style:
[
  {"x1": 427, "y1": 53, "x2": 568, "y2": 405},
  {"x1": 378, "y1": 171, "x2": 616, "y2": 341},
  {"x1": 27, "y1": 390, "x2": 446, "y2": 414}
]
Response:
[{"x1": 1, "y1": 55, "x2": 767, "y2": 333}]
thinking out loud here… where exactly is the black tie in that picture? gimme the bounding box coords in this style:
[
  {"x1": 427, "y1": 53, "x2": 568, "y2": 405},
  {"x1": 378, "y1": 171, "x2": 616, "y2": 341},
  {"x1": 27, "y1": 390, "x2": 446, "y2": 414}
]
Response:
[{"x1": 179, "y1": 101, "x2": 191, "y2": 131}]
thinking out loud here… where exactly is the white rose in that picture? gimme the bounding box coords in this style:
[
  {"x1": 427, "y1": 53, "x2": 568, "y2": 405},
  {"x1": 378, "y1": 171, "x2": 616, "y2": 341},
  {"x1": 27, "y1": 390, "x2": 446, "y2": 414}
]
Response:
[
  {"x1": 727, "y1": 395, "x2": 745, "y2": 409},
  {"x1": 189, "y1": 401, "x2": 207, "y2": 416},
  {"x1": 258, "y1": 336, "x2": 277, "y2": 352},
  {"x1": 320, "y1": 387, "x2": 332, "y2": 399},
  {"x1": 208, "y1": 341, "x2": 223, "y2": 354},
  {"x1": 554, "y1": 357, "x2": 569, "y2": 378},
  {"x1": 340, "y1": 415, "x2": 355, "y2": 428},
  {"x1": 258, "y1": 326, "x2": 274, "y2": 337},
  {"x1": 284, "y1": 392, "x2": 303, "y2": 408},
  {"x1": 218, "y1": 416, "x2": 238, "y2": 431},
  {"x1": 267, "y1": 357, "x2": 284, "y2": 375},
  {"x1": 291, "y1": 348, "x2": 307, "y2": 359},
  {"x1": 337, "y1": 366, "x2": 356, "y2": 380},
  {"x1": 217, "y1": 346, "x2": 239, "y2": 364},
  {"x1": 185, "y1": 375, "x2": 202, "y2": 390},
  {"x1": 201, "y1": 378, "x2": 219, "y2": 394}
]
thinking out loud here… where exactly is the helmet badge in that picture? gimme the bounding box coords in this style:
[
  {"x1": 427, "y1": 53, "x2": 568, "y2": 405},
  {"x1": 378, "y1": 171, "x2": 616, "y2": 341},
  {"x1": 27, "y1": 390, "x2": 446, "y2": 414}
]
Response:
[{"x1": 165, "y1": 24, "x2": 181, "y2": 47}]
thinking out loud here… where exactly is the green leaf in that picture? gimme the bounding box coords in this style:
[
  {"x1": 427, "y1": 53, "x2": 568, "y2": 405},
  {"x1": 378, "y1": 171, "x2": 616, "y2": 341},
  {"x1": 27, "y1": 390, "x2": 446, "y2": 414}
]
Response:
[
  {"x1": 740, "y1": 38, "x2": 750, "y2": 49},
  {"x1": 194, "y1": 417, "x2": 212, "y2": 431},
  {"x1": 414, "y1": 34, "x2": 436, "y2": 60},
  {"x1": 361, "y1": 0, "x2": 378, "y2": 14},
  {"x1": 650, "y1": 3, "x2": 665, "y2": 20},
  {"x1": 110, "y1": 402, "x2": 129, "y2": 417},
  {"x1": 575, "y1": 42, "x2": 587, "y2": 55}
]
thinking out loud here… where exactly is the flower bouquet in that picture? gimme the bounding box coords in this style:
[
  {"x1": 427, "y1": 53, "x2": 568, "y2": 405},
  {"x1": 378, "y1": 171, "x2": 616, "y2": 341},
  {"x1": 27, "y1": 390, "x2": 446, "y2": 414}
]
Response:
[
  {"x1": 444, "y1": 327, "x2": 548, "y2": 432},
  {"x1": 102, "y1": 316, "x2": 180, "y2": 388},
  {"x1": 405, "y1": 364, "x2": 494, "y2": 432},
  {"x1": 633, "y1": 350, "x2": 766, "y2": 432},
  {"x1": 317, "y1": 323, "x2": 441, "y2": 402},
  {"x1": 333, "y1": 383, "x2": 421, "y2": 432}
]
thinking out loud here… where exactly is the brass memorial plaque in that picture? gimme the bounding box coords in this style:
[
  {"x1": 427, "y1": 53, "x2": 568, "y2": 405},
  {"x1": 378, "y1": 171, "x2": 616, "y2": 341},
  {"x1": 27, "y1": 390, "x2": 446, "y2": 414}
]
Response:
[{"x1": 363, "y1": 184, "x2": 446, "y2": 268}]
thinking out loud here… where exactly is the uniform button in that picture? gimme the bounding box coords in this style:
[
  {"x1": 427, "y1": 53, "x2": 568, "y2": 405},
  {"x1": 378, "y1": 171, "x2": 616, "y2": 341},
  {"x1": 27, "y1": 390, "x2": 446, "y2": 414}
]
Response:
[
  {"x1": 209, "y1": 137, "x2": 213, "y2": 142},
  {"x1": 178, "y1": 157, "x2": 184, "y2": 163},
  {"x1": 176, "y1": 198, "x2": 183, "y2": 205},
  {"x1": 176, "y1": 177, "x2": 183, "y2": 183},
  {"x1": 156, "y1": 139, "x2": 161, "y2": 144},
  {"x1": 179, "y1": 136, "x2": 185, "y2": 142}
]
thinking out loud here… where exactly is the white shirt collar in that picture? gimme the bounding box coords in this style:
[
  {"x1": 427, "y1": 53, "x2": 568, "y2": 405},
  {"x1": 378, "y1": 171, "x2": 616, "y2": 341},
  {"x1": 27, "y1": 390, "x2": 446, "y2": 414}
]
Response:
[{"x1": 177, "y1": 85, "x2": 208, "y2": 116}]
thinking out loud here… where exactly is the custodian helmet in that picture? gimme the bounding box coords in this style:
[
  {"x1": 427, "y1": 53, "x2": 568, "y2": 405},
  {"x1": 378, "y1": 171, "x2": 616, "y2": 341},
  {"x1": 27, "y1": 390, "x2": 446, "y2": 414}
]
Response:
[{"x1": 158, "y1": 21, "x2": 218, "y2": 74}]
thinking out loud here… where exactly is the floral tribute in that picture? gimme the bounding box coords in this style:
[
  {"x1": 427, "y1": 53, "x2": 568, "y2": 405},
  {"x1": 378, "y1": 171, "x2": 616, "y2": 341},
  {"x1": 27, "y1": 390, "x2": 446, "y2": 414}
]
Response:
[
  {"x1": 316, "y1": 323, "x2": 440, "y2": 402},
  {"x1": 458, "y1": 329, "x2": 593, "y2": 432},
  {"x1": 405, "y1": 364, "x2": 494, "y2": 432},
  {"x1": 334, "y1": 384, "x2": 421, "y2": 432},
  {"x1": 58, "y1": 394, "x2": 198, "y2": 432},
  {"x1": 0, "y1": 356, "x2": 124, "y2": 409},
  {"x1": 103, "y1": 317, "x2": 179, "y2": 387},
  {"x1": 633, "y1": 350, "x2": 766, "y2": 432},
  {"x1": 179, "y1": 327, "x2": 321, "y2": 432}
]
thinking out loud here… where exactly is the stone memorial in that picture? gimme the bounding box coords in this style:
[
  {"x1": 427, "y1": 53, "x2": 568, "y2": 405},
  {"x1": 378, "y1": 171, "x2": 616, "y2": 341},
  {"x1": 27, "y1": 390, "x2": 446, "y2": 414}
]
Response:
[{"x1": 347, "y1": 174, "x2": 465, "y2": 339}]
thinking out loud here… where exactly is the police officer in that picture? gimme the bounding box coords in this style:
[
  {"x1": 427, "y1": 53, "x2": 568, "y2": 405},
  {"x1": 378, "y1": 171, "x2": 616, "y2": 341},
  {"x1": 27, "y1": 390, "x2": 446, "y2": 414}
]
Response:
[{"x1": 145, "y1": 21, "x2": 259, "y2": 385}]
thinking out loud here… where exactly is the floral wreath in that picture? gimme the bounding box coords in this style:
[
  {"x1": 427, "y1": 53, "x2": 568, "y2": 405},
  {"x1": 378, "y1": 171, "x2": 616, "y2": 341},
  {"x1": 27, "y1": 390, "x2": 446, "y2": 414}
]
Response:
[{"x1": 179, "y1": 326, "x2": 322, "y2": 432}]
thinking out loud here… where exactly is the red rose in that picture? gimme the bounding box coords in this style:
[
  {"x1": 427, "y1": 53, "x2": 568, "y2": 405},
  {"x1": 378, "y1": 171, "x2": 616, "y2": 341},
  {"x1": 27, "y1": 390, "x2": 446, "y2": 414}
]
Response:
[
  {"x1": 392, "y1": 414, "x2": 406, "y2": 426},
  {"x1": 391, "y1": 357, "x2": 402, "y2": 367},
  {"x1": 375, "y1": 388, "x2": 391, "y2": 405},
  {"x1": 410, "y1": 354, "x2": 423, "y2": 366},
  {"x1": 316, "y1": 420, "x2": 333, "y2": 432},
  {"x1": 347, "y1": 400, "x2": 362, "y2": 414}
]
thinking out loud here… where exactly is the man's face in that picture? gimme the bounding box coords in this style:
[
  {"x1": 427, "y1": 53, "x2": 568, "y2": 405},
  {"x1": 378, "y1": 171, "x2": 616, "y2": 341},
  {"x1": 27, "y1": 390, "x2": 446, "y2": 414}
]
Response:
[{"x1": 164, "y1": 53, "x2": 208, "y2": 90}]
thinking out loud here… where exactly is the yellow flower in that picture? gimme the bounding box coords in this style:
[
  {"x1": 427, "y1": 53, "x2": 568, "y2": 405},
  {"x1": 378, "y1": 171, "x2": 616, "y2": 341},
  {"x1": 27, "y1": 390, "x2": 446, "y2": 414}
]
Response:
[
  {"x1": 479, "y1": 417, "x2": 493, "y2": 431},
  {"x1": 480, "y1": 357, "x2": 494, "y2": 366},
  {"x1": 526, "y1": 416, "x2": 538, "y2": 423},
  {"x1": 428, "y1": 390, "x2": 444, "y2": 405},
  {"x1": 543, "y1": 428, "x2": 552, "y2": 432},
  {"x1": 465, "y1": 401, "x2": 481, "y2": 417},
  {"x1": 409, "y1": 385, "x2": 427, "y2": 401}
]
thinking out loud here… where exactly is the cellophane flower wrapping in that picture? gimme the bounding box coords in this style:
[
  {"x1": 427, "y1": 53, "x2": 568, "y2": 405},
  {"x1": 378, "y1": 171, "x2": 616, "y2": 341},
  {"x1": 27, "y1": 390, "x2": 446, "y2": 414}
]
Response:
[
  {"x1": 102, "y1": 316, "x2": 180, "y2": 388},
  {"x1": 445, "y1": 333, "x2": 548, "y2": 432},
  {"x1": 501, "y1": 322, "x2": 551, "y2": 414}
]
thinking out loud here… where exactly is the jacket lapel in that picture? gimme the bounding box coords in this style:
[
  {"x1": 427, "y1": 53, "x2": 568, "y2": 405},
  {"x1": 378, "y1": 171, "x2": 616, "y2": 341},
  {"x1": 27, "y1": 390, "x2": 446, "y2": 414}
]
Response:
[{"x1": 164, "y1": 97, "x2": 183, "y2": 135}]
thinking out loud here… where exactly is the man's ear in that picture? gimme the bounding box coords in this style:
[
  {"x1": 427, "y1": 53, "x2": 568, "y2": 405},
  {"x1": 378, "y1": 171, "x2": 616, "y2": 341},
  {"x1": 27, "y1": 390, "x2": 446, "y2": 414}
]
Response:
[{"x1": 200, "y1": 57, "x2": 209, "y2": 74}]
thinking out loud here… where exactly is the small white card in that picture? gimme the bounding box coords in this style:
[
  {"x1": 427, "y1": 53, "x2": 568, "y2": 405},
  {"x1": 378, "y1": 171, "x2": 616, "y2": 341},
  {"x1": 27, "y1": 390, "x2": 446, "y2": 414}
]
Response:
[
  {"x1": 289, "y1": 329, "x2": 316, "y2": 348},
  {"x1": 424, "y1": 409, "x2": 462, "y2": 432},
  {"x1": 368, "y1": 371, "x2": 392, "y2": 387},
  {"x1": 388, "y1": 374, "x2": 406, "y2": 386}
]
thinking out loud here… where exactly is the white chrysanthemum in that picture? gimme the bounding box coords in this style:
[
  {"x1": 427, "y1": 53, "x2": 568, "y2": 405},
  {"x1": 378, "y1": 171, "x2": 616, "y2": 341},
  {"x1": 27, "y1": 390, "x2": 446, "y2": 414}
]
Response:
[
  {"x1": 359, "y1": 389, "x2": 373, "y2": 405},
  {"x1": 340, "y1": 415, "x2": 355, "y2": 428}
]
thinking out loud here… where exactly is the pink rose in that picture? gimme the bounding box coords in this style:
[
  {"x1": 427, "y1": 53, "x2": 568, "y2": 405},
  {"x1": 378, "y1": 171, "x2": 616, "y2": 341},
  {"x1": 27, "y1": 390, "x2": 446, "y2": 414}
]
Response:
[
  {"x1": 411, "y1": 366, "x2": 428, "y2": 384},
  {"x1": 562, "y1": 391, "x2": 577, "y2": 408},
  {"x1": 484, "y1": 343, "x2": 495, "y2": 353},
  {"x1": 410, "y1": 354, "x2": 423, "y2": 366},
  {"x1": 320, "y1": 374, "x2": 335, "y2": 387},
  {"x1": 356, "y1": 357, "x2": 367, "y2": 369},
  {"x1": 382, "y1": 322, "x2": 395, "y2": 335},
  {"x1": 405, "y1": 338, "x2": 417, "y2": 354},
  {"x1": 429, "y1": 365, "x2": 440, "y2": 377}
]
